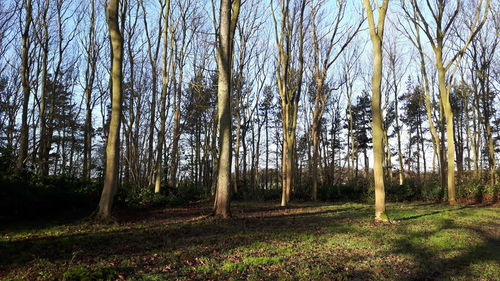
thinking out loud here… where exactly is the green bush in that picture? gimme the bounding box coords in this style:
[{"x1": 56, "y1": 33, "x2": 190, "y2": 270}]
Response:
[
  {"x1": 317, "y1": 177, "x2": 372, "y2": 202},
  {"x1": 0, "y1": 171, "x2": 99, "y2": 221},
  {"x1": 116, "y1": 186, "x2": 187, "y2": 208},
  {"x1": 456, "y1": 176, "x2": 498, "y2": 202}
]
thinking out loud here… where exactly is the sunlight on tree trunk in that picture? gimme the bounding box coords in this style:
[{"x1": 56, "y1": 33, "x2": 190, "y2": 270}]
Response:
[
  {"x1": 98, "y1": 0, "x2": 124, "y2": 218},
  {"x1": 213, "y1": 0, "x2": 240, "y2": 218},
  {"x1": 363, "y1": 0, "x2": 389, "y2": 222},
  {"x1": 154, "y1": 0, "x2": 171, "y2": 194}
]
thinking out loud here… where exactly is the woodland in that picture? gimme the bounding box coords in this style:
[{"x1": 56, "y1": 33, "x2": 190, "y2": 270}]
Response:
[{"x1": 0, "y1": 0, "x2": 499, "y2": 280}]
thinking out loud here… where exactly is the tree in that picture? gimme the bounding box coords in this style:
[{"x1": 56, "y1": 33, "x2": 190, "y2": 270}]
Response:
[
  {"x1": 400, "y1": 80, "x2": 427, "y2": 177},
  {"x1": 98, "y1": 0, "x2": 124, "y2": 218},
  {"x1": 17, "y1": 0, "x2": 33, "y2": 169},
  {"x1": 383, "y1": 33, "x2": 408, "y2": 185},
  {"x1": 363, "y1": 0, "x2": 389, "y2": 221},
  {"x1": 140, "y1": 0, "x2": 163, "y2": 184},
  {"x1": 398, "y1": 10, "x2": 446, "y2": 192},
  {"x1": 308, "y1": 0, "x2": 362, "y2": 200},
  {"x1": 154, "y1": 0, "x2": 171, "y2": 194},
  {"x1": 351, "y1": 91, "x2": 372, "y2": 177},
  {"x1": 271, "y1": 0, "x2": 306, "y2": 207},
  {"x1": 213, "y1": 0, "x2": 241, "y2": 218},
  {"x1": 402, "y1": 0, "x2": 491, "y2": 204},
  {"x1": 466, "y1": 11, "x2": 498, "y2": 186},
  {"x1": 83, "y1": 0, "x2": 99, "y2": 179}
]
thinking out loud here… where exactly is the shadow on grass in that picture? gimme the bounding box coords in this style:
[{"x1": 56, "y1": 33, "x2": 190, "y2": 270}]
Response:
[
  {"x1": 394, "y1": 205, "x2": 468, "y2": 221},
  {"x1": 0, "y1": 206, "x2": 369, "y2": 272},
  {"x1": 1, "y1": 203, "x2": 497, "y2": 281},
  {"x1": 388, "y1": 217, "x2": 500, "y2": 280}
]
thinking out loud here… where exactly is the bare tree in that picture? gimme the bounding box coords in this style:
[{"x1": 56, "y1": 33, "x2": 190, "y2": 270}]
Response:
[
  {"x1": 363, "y1": 0, "x2": 389, "y2": 221},
  {"x1": 308, "y1": 0, "x2": 362, "y2": 200},
  {"x1": 271, "y1": 0, "x2": 306, "y2": 207},
  {"x1": 402, "y1": 0, "x2": 490, "y2": 204}
]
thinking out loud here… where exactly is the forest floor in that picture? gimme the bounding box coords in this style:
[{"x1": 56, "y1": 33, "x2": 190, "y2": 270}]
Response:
[{"x1": 0, "y1": 201, "x2": 499, "y2": 281}]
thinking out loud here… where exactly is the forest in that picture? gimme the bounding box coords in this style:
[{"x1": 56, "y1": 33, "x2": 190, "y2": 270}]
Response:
[{"x1": 0, "y1": 0, "x2": 499, "y2": 280}]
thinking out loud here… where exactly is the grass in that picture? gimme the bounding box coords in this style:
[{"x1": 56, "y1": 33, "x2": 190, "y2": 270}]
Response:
[{"x1": 0, "y1": 201, "x2": 499, "y2": 280}]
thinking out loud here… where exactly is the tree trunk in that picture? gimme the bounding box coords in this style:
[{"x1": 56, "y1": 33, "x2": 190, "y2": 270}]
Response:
[
  {"x1": 311, "y1": 79, "x2": 324, "y2": 201},
  {"x1": 83, "y1": 0, "x2": 97, "y2": 180},
  {"x1": 170, "y1": 81, "x2": 181, "y2": 188},
  {"x1": 154, "y1": 0, "x2": 171, "y2": 193},
  {"x1": 98, "y1": 0, "x2": 124, "y2": 218},
  {"x1": 363, "y1": 0, "x2": 388, "y2": 221},
  {"x1": 38, "y1": 0, "x2": 50, "y2": 176},
  {"x1": 213, "y1": 0, "x2": 240, "y2": 218},
  {"x1": 17, "y1": 0, "x2": 33, "y2": 169},
  {"x1": 436, "y1": 50, "x2": 457, "y2": 205}
]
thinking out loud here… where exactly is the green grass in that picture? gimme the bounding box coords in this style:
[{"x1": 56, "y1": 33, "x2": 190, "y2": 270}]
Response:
[{"x1": 0, "y1": 201, "x2": 498, "y2": 280}]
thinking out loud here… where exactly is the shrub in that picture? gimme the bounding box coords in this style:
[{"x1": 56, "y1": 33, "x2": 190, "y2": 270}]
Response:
[{"x1": 0, "y1": 171, "x2": 99, "y2": 221}]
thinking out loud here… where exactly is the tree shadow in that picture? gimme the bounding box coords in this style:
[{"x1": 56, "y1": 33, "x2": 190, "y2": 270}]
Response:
[
  {"x1": 386, "y1": 216, "x2": 499, "y2": 280},
  {"x1": 0, "y1": 205, "x2": 368, "y2": 275},
  {"x1": 395, "y1": 205, "x2": 468, "y2": 221},
  {"x1": 1, "y1": 203, "x2": 497, "y2": 280}
]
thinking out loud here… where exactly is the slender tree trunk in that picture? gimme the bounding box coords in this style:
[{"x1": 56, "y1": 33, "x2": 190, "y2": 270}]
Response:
[
  {"x1": 311, "y1": 79, "x2": 324, "y2": 201},
  {"x1": 347, "y1": 89, "x2": 355, "y2": 178},
  {"x1": 38, "y1": 0, "x2": 50, "y2": 176},
  {"x1": 484, "y1": 109, "x2": 496, "y2": 185},
  {"x1": 242, "y1": 128, "x2": 248, "y2": 189},
  {"x1": 311, "y1": 122, "x2": 319, "y2": 200},
  {"x1": 265, "y1": 106, "x2": 269, "y2": 189},
  {"x1": 465, "y1": 97, "x2": 472, "y2": 172},
  {"x1": 98, "y1": 0, "x2": 124, "y2": 218},
  {"x1": 17, "y1": 0, "x2": 33, "y2": 169},
  {"x1": 83, "y1": 0, "x2": 97, "y2": 180},
  {"x1": 393, "y1": 75, "x2": 404, "y2": 185},
  {"x1": 363, "y1": 0, "x2": 388, "y2": 221},
  {"x1": 436, "y1": 49, "x2": 456, "y2": 205},
  {"x1": 170, "y1": 80, "x2": 181, "y2": 188},
  {"x1": 234, "y1": 112, "x2": 241, "y2": 192},
  {"x1": 154, "y1": 0, "x2": 171, "y2": 193},
  {"x1": 419, "y1": 117, "x2": 427, "y2": 177},
  {"x1": 414, "y1": 20, "x2": 443, "y2": 189}
]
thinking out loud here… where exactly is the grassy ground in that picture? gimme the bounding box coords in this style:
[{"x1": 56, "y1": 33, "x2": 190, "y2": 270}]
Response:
[{"x1": 0, "y1": 201, "x2": 499, "y2": 281}]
